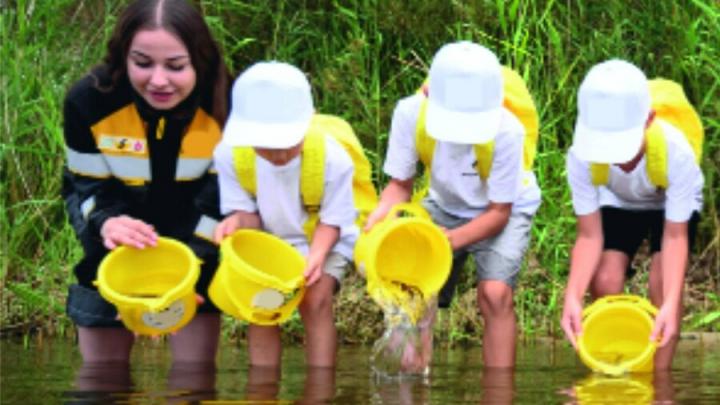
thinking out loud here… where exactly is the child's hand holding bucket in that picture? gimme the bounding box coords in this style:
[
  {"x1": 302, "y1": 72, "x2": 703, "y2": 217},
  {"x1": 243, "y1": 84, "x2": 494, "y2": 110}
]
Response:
[
  {"x1": 561, "y1": 295, "x2": 584, "y2": 349},
  {"x1": 304, "y1": 253, "x2": 326, "y2": 287},
  {"x1": 304, "y1": 223, "x2": 340, "y2": 286},
  {"x1": 650, "y1": 301, "x2": 680, "y2": 347},
  {"x1": 213, "y1": 211, "x2": 261, "y2": 244}
]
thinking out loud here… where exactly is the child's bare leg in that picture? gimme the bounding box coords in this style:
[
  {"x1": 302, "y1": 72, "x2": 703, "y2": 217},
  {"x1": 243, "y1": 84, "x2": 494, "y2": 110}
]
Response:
[
  {"x1": 589, "y1": 251, "x2": 628, "y2": 298},
  {"x1": 78, "y1": 327, "x2": 134, "y2": 363},
  {"x1": 477, "y1": 280, "x2": 516, "y2": 368},
  {"x1": 170, "y1": 313, "x2": 221, "y2": 364},
  {"x1": 299, "y1": 274, "x2": 337, "y2": 367},
  {"x1": 248, "y1": 324, "x2": 281, "y2": 367},
  {"x1": 648, "y1": 253, "x2": 681, "y2": 370}
]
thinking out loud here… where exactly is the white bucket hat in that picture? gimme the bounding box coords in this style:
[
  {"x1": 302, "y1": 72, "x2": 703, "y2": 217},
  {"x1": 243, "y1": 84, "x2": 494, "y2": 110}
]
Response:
[
  {"x1": 572, "y1": 59, "x2": 651, "y2": 163},
  {"x1": 223, "y1": 61, "x2": 314, "y2": 149},
  {"x1": 425, "y1": 41, "x2": 504, "y2": 144}
]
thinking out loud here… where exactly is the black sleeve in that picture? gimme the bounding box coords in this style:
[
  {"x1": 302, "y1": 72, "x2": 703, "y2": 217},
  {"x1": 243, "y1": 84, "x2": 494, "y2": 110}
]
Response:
[
  {"x1": 193, "y1": 171, "x2": 222, "y2": 220},
  {"x1": 62, "y1": 85, "x2": 130, "y2": 238}
]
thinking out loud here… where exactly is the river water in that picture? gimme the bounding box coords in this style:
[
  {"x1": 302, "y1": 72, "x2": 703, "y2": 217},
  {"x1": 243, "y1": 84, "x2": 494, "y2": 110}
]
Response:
[{"x1": 1, "y1": 336, "x2": 718, "y2": 403}]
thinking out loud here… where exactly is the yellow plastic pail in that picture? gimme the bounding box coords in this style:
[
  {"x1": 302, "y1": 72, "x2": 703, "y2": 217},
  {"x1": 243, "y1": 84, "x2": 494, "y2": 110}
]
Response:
[
  {"x1": 578, "y1": 295, "x2": 658, "y2": 375},
  {"x1": 209, "y1": 229, "x2": 306, "y2": 325},
  {"x1": 95, "y1": 237, "x2": 200, "y2": 335},
  {"x1": 355, "y1": 203, "x2": 452, "y2": 323}
]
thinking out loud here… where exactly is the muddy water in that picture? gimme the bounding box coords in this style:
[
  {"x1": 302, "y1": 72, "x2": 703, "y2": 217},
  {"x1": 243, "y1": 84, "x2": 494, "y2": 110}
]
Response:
[{"x1": 1, "y1": 336, "x2": 718, "y2": 403}]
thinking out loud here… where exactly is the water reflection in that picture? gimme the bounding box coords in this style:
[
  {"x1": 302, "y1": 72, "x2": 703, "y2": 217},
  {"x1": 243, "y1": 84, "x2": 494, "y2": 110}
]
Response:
[
  {"x1": 296, "y1": 367, "x2": 336, "y2": 404},
  {"x1": 244, "y1": 366, "x2": 281, "y2": 401},
  {"x1": 370, "y1": 368, "x2": 515, "y2": 404},
  {"x1": 480, "y1": 368, "x2": 515, "y2": 404},
  {"x1": 66, "y1": 362, "x2": 133, "y2": 403},
  {"x1": 166, "y1": 362, "x2": 217, "y2": 402},
  {"x1": 373, "y1": 375, "x2": 431, "y2": 404},
  {"x1": 563, "y1": 371, "x2": 676, "y2": 404},
  {"x1": 65, "y1": 361, "x2": 217, "y2": 403},
  {"x1": 3, "y1": 339, "x2": 717, "y2": 403}
]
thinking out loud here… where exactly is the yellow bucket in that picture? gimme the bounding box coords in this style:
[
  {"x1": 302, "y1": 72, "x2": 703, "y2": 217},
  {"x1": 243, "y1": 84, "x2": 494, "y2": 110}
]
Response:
[
  {"x1": 209, "y1": 229, "x2": 306, "y2": 325},
  {"x1": 355, "y1": 203, "x2": 452, "y2": 323},
  {"x1": 578, "y1": 295, "x2": 658, "y2": 375},
  {"x1": 95, "y1": 237, "x2": 200, "y2": 335}
]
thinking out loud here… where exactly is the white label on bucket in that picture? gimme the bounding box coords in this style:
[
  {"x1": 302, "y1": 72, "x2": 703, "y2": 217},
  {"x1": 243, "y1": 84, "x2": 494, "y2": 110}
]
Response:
[
  {"x1": 252, "y1": 289, "x2": 285, "y2": 310},
  {"x1": 142, "y1": 299, "x2": 185, "y2": 330}
]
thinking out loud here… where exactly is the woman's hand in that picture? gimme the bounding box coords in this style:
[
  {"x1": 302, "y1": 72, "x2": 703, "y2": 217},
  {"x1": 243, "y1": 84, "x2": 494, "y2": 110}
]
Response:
[{"x1": 100, "y1": 215, "x2": 158, "y2": 250}]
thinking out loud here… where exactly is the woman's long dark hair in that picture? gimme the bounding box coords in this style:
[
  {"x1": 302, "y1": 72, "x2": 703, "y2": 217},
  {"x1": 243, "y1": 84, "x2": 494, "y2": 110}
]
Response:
[{"x1": 100, "y1": 0, "x2": 230, "y2": 124}]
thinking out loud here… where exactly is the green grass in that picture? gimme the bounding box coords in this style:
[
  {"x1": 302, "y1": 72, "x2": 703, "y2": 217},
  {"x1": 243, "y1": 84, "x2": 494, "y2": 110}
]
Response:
[{"x1": 2, "y1": 0, "x2": 718, "y2": 342}]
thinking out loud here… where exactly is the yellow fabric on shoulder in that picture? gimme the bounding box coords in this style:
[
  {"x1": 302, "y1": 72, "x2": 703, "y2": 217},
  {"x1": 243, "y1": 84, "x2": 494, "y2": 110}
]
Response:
[
  {"x1": 589, "y1": 79, "x2": 704, "y2": 188},
  {"x1": 232, "y1": 114, "x2": 378, "y2": 240}
]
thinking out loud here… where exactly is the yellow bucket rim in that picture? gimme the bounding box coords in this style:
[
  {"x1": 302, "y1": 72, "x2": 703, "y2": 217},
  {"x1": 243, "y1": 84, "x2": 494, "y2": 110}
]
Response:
[
  {"x1": 220, "y1": 229, "x2": 305, "y2": 293},
  {"x1": 96, "y1": 237, "x2": 200, "y2": 312}
]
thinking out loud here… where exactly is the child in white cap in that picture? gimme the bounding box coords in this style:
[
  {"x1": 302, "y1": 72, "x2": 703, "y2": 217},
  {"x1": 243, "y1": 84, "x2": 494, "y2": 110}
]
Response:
[
  {"x1": 561, "y1": 59, "x2": 704, "y2": 370},
  {"x1": 213, "y1": 61, "x2": 358, "y2": 368},
  {"x1": 366, "y1": 41, "x2": 541, "y2": 369}
]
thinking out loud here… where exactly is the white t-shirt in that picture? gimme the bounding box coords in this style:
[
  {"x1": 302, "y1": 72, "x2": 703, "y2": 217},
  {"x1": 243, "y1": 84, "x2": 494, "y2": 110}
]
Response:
[
  {"x1": 566, "y1": 119, "x2": 704, "y2": 222},
  {"x1": 383, "y1": 94, "x2": 541, "y2": 218},
  {"x1": 214, "y1": 136, "x2": 358, "y2": 259}
]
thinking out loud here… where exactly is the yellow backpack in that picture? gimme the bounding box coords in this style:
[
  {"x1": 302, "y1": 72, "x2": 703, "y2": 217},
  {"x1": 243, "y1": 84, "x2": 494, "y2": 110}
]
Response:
[
  {"x1": 415, "y1": 67, "x2": 539, "y2": 181},
  {"x1": 589, "y1": 79, "x2": 704, "y2": 188},
  {"x1": 232, "y1": 114, "x2": 378, "y2": 239}
]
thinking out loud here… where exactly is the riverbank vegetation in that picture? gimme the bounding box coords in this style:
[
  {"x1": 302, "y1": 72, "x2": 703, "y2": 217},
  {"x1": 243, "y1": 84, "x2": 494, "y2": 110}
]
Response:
[{"x1": 2, "y1": 0, "x2": 718, "y2": 343}]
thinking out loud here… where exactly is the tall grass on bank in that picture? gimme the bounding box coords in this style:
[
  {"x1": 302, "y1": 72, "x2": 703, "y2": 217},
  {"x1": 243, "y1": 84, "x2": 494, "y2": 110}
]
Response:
[{"x1": 2, "y1": 0, "x2": 718, "y2": 342}]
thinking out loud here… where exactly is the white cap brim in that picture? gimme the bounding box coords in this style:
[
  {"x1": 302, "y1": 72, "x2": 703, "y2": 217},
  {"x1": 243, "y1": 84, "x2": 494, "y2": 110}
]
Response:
[
  {"x1": 222, "y1": 115, "x2": 312, "y2": 149},
  {"x1": 572, "y1": 120, "x2": 645, "y2": 163},
  {"x1": 425, "y1": 98, "x2": 502, "y2": 144}
]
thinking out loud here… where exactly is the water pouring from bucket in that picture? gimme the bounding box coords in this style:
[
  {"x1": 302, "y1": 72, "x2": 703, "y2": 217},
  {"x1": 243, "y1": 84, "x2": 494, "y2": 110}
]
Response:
[
  {"x1": 356, "y1": 203, "x2": 452, "y2": 323},
  {"x1": 577, "y1": 294, "x2": 659, "y2": 376},
  {"x1": 209, "y1": 229, "x2": 306, "y2": 325},
  {"x1": 95, "y1": 237, "x2": 201, "y2": 336},
  {"x1": 355, "y1": 203, "x2": 452, "y2": 376}
]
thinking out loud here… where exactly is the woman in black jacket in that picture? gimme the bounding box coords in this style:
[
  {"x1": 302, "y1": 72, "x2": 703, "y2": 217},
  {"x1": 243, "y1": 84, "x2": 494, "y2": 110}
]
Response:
[{"x1": 62, "y1": 0, "x2": 230, "y2": 364}]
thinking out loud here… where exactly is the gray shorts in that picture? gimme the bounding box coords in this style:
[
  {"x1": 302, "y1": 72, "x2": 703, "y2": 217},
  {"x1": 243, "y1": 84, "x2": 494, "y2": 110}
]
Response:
[
  {"x1": 324, "y1": 251, "x2": 352, "y2": 291},
  {"x1": 422, "y1": 199, "x2": 533, "y2": 307}
]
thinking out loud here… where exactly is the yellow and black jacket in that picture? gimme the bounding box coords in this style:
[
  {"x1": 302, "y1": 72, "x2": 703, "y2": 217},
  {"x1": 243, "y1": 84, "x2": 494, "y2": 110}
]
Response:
[{"x1": 62, "y1": 67, "x2": 223, "y2": 288}]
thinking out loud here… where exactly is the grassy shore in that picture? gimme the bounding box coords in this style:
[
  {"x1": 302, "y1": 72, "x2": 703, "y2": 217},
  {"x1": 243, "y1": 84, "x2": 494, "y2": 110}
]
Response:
[{"x1": 2, "y1": 0, "x2": 718, "y2": 343}]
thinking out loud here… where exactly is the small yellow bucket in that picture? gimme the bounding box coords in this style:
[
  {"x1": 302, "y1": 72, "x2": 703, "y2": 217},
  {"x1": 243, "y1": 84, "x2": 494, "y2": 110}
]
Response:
[
  {"x1": 578, "y1": 295, "x2": 658, "y2": 375},
  {"x1": 355, "y1": 203, "x2": 452, "y2": 323},
  {"x1": 95, "y1": 237, "x2": 200, "y2": 335},
  {"x1": 209, "y1": 229, "x2": 306, "y2": 325}
]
